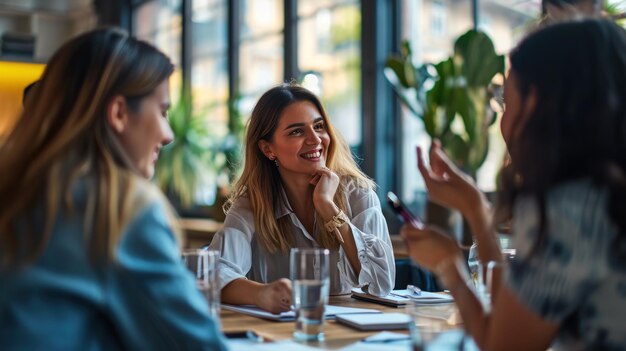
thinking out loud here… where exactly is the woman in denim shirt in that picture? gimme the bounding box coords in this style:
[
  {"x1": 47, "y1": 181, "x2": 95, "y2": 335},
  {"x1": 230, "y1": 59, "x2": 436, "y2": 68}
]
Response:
[
  {"x1": 402, "y1": 19, "x2": 626, "y2": 350},
  {"x1": 0, "y1": 28, "x2": 227, "y2": 350}
]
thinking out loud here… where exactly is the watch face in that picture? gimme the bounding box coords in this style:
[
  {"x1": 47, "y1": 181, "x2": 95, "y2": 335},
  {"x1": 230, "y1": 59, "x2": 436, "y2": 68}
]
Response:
[
  {"x1": 325, "y1": 211, "x2": 348, "y2": 232},
  {"x1": 335, "y1": 212, "x2": 348, "y2": 225}
]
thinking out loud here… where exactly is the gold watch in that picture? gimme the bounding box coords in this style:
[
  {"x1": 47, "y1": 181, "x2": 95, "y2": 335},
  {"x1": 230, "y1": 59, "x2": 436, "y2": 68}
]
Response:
[{"x1": 324, "y1": 209, "x2": 349, "y2": 232}]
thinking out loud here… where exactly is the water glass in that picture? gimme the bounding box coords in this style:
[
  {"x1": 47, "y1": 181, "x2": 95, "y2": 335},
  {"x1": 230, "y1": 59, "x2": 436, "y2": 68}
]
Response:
[
  {"x1": 470, "y1": 259, "x2": 501, "y2": 313},
  {"x1": 290, "y1": 248, "x2": 330, "y2": 341},
  {"x1": 182, "y1": 249, "x2": 220, "y2": 320},
  {"x1": 409, "y1": 302, "x2": 453, "y2": 350}
]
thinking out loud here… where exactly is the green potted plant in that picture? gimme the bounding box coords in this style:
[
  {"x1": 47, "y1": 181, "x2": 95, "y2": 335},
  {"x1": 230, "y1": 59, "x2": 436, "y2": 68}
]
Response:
[
  {"x1": 205, "y1": 95, "x2": 245, "y2": 221},
  {"x1": 385, "y1": 30, "x2": 504, "y2": 244},
  {"x1": 155, "y1": 90, "x2": 215, "y2": 210},
  {"x1": 386, "y1": 29, "x2": 504, "y2": 174}
]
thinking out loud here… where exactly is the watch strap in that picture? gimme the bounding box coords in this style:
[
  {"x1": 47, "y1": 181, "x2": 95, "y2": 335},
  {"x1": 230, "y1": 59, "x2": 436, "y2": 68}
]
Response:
[{"x1": 324, "y1": 209, "x2": 348, "y2": 232}]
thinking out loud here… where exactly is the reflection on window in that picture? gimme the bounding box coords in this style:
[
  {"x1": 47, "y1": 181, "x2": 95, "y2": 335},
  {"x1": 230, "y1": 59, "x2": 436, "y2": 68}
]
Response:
[
  {"x1": 134, "y1": 0, "x2": 183, "y2": 102},
  {"x1": 239, "y1": 0, "x2": 284, "y2": 117},
  {"x1": 298, "y1": 1, "x2": 361, "y2": 147}
]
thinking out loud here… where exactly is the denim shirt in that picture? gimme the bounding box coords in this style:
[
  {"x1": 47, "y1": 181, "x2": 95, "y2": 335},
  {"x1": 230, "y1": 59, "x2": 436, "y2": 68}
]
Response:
[{"x1": 0, "y1": 183, "x2": 228, "y2": 351}]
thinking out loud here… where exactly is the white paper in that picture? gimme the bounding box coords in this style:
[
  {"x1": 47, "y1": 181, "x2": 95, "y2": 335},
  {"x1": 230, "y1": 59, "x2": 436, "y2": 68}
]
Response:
[
  {"x1": 339, "y1": 331, "x2": 411, "y2": 351},
  {"x1": 336, "y1": 312, "x2": 411, "y2": 330}
]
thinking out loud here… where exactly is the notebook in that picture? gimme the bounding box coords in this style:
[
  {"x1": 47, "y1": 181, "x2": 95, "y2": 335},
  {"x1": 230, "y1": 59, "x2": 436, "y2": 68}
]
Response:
[
  {"x1": 335, "y1": 312, "x2": 412, "y2": 331},
  {"x1": 221, "y1": 304, "x2": 381, "y2": 322},
  {"x1": 351, "y1": 288, "x2": 454, "y2": 307}
]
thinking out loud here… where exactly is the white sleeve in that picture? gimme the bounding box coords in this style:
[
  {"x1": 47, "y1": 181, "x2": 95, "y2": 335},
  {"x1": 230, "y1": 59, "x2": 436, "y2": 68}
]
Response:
[
  {"x1": 207, "y1": 200, "x2": 255, "y2": 289},
  {"x1": 337, "y1": 188, "x2": 395, "y2": 296}
]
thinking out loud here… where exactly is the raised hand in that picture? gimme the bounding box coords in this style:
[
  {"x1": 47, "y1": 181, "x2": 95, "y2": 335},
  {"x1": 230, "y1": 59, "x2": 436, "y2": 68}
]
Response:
[
  {"x1": 310, "y1": 166, "x2": 340, "y2": 208},
  {"x1": 254, "y1": 278, "x2": 293, "y2": 314},
  {"x1": 417, "y1": 140, "x2": 485, "y2": 217}
]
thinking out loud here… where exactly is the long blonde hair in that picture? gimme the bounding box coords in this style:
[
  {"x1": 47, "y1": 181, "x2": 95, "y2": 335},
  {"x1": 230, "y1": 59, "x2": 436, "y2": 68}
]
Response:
[
  {"x1": 0, "y1": 28, "x2": 176, "y2": 266},
  {"x1": 227, "y1": 83, "x2": 374, "y2": 253}
]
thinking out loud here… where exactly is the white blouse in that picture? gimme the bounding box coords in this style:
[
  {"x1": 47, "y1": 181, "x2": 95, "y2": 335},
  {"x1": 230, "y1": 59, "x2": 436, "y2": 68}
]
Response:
[{"x1": 208, "y1": 180, "x2": 395, "y2": 296}]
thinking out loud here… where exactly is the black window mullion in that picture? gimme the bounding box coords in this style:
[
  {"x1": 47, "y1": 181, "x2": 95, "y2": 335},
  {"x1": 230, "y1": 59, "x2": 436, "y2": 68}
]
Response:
[
  {"x1": 361, "y1": 0, "x2": 399, "y2": 200},
  {"x1": 472, "y1": 0, "x2": 479, "y2": 30},
  {"x1": 94, "y1": 0, "x2": 131, "y2": 31},
  {"x1": 181, "y1": 0, "x2": 192, "y2": 106},
  {"x1": 228, "y1": 0, "x2": 240, "y2": 101},
  {"x1": 284, "y1": 0, "x2": 298, "y2": 81}
]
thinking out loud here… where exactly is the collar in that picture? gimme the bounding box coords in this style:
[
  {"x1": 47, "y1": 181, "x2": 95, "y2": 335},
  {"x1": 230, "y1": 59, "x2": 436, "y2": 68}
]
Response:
[{"x1": 273, "y1": 185, "x2": 293, "y2": 219}]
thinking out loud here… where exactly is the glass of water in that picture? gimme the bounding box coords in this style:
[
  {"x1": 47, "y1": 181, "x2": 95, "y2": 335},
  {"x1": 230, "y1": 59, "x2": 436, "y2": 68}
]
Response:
[
  {"x1": 409, "y1": 303, "x2": 451, "y2": 350},
  {"x1": 290, "y1": 248, "x2": 330, "y2": 341},
  {"x1": 182, "y1": 249, "x2": 220, "y2": 321}
]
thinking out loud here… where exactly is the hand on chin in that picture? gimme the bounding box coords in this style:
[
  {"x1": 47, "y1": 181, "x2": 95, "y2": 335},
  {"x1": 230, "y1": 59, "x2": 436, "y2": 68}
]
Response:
[{"x1": 309, "y1": 160, "x2": 327, "y2": 185}]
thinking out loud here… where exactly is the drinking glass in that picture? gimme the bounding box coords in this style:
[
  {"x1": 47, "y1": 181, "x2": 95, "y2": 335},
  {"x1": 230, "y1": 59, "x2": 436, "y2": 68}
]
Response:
[
  {"x1": 290, "y1": 248, "x2": 330, "y2": 341},
  {"x1": 470, "y1": 259, "x2": 501, "y2": 313},
  {"x1": 409, "y1": 302, "x2": 453, "y2": 350},
  {"x1": 182, "y1": 249, "x2": 220, "y2": 320}
]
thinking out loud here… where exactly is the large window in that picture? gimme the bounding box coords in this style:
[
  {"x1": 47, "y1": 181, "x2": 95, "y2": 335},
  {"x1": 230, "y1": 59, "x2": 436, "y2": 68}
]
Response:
[
  {"x1": 399, "y1": 0, "x2": 539, "y2": 213},
  {"x1": 298, "y1": 0, "x2": 361, "y2": 147},
  {"x1": 191, "y1": 0, "x2": 228, "y2": 137},
  {"x1": 132, "y1": 0, "x2": 364, "y2": 208},
  {"x1": 134, "y1": 0, "x2": 183, "y2": 103},
  {"x1": 238, "y1": 0, "x2": 284, "y2": 116}
]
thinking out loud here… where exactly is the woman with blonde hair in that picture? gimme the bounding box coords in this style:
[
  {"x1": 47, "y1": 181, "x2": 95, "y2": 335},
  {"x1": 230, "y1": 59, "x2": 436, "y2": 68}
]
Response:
[
  {"x1": 0, "y1": 28, "x2": 226, "y2": 350},
  {"x1": 209, "y1": 83, "x2": 395, "y2": 313}
]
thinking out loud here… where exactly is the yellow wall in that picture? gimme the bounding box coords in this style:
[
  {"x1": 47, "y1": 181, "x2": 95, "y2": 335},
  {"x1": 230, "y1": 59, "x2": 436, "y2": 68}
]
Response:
[{"x1": 0, "y1": 61, "x2": 45, "y2": 136}]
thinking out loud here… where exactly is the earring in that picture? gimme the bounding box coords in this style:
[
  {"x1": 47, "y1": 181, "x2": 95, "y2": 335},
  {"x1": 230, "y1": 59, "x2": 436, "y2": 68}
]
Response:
[{"x1": 269, "y1": 156, "x2": 278, "y2": 167}]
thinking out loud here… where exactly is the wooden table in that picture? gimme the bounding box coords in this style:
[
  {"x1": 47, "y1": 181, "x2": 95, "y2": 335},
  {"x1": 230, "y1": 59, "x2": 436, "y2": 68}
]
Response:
[
  {"x1": 220, "y1": 295, "x2": 462, "y2": 350},
  {"x1": 179, "y1": 218, "x2": 223, "y2": 248}
]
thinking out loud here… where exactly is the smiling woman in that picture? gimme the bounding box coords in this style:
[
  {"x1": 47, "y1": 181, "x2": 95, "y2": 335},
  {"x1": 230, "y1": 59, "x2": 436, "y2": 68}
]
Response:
[
  {"x1": 0, "y1": 28, "x2": 226, "y2": 350},
  {"x1": 208, "y1": 83, "x2": 396, "y2": 314},
  {"x1": 111, "y1": 79, "x2": 173, "y2": 179},
  {"x1": 258, "y1": 101, "x2": 331, "y2": 181}
]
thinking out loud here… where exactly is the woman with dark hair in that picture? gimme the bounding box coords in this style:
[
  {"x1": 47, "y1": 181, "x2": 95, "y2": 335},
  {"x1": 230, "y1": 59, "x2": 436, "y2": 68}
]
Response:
[
  {"x1": 402, "y1": 19, "x2": 626, "y2": 350},
  {"x1": 209, "y1": 83, "x2": 395, "y2": 313},
  {"x1": 0, "y1": 28, "x2": 226, "y2": 350}
]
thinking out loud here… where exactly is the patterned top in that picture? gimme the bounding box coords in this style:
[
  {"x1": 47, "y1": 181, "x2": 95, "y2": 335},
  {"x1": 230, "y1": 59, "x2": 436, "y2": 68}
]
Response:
[
  {"x1": 507, "y1": 179, "x2": 626, "y2": 350},
  {"x1": 209, "y1": 179, "x2": 395, "y2": 296}
]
